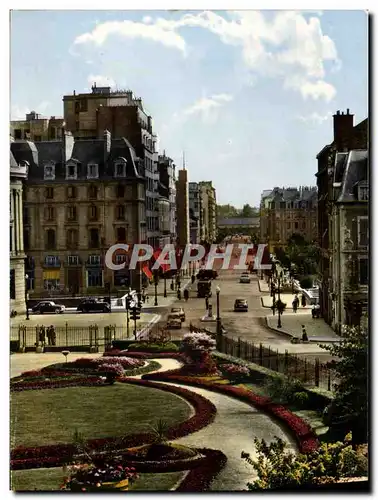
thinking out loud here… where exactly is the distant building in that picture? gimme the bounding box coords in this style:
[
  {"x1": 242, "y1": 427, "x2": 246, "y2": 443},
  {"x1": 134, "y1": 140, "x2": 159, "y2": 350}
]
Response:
[
  {"x1": 158, "y1": 154, "x2": 177, "y2": 244},
  {"x1": 260, "y1": 186, "x2": 318, "y2": 251},
  {"x1": 217, "y1": 217, "x2": 260, "y2": 235},
  {"x1": 176, "y1": 169, "x2": 190, "y2": 247},
  {"x1": 11, "y1": 131, "x2": 146, "y2": 296},
  {"x1": 189, "y1": 182, "x2": 201, "y2": 244},
  {"x1": 199, "y1": 181, "x2": 217, "y2": 242},
  {"x1": 316, "y1": 109, "x2": 368, "y2": 324},
  {"x1": 10, "y1": 111, "x2": 65, "y2": 142},
  {"x1": 10, "y1": 143, "x2": 28, "y2": 314}
]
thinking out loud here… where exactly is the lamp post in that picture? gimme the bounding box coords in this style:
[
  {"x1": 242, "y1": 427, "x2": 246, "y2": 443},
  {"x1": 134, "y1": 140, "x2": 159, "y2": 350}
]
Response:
[
  {"x1": 163, "y1": 274, "x2": 167, "y2": 298},
  {"x1": 25, "y1": 274, "x2": 29, "y2": 320},
  {"x1": 154, "y1": 271, "x2": 158, "y2": 306},
  {"x1": 216, "y1": 286, "x2": 221, "y2": 334},
  {"x1": 277, "y1": 277, "x2": 282, "y2": 328}
]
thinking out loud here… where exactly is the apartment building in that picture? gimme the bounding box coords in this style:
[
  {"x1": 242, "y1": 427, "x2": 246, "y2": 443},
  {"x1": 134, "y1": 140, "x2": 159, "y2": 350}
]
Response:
[
  {"x1": 199, "y1": 181, "x2": 217, "y2": 242},
  {"x1": 10, "y1": 111, "x2": 64, "y2": 142},
  {"x1": 189, "y1": 182, "x2": 201, "y2": 244},
  {"x1": 158, "y1": 153, "x2": 177, "y2": 244},
  {"x1": 11, "y1": 130, "x2": 146, "y2": 296},
  {"x1": 176, "y1": 169, "x2": 190, "y2": 247}
]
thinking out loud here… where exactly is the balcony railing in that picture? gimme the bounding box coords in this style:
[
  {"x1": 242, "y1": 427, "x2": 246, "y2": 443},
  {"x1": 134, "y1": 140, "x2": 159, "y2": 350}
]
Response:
[{"x1": 42, "y1": 258, "x2": 61, "y2": 268}]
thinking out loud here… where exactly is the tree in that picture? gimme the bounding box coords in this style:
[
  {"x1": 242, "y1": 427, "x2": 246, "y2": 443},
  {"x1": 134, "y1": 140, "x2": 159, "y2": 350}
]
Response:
[
  {"x1": 242, "y1": 435, "x2": 367, "y2": 490},
  {"x1": 321, "y1": 324, "x2": 368, "y2": 444},
  {"x1": 240, "y1": 204, "x2": 257, "y2": 218},
  {"x1": 216, "y1": 204, "x2": 240, "y2": 218}
]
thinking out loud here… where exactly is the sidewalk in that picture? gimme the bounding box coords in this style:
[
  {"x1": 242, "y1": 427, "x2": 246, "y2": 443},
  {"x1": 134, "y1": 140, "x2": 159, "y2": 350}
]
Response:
[
  {"x1": 258, "y1": 279, "x2": 270, "y2": 293},
  {"x1": 261, "y1": 293, "x2": 312, "y2": 309},
  {"x1": 266, "y1": 313, "x2": 341, "y2": 343}
]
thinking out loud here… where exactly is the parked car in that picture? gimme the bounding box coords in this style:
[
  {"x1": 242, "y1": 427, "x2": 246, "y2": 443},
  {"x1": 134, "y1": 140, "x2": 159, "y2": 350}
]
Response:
[
  {"x1": 234, "y1": 298, "x2": 248, "y2": 312},
  {"x1": 32, "y1": 301, "x2": 65, "y2": 314},
  {"x1": 239, "y1": 273, "x2": 251, "y2": 284},
  {"x1": 167, "y1": 313, "x2": 182, "y2": 329},
  {"x1": 77, "y1": 299, "x2": 111, "y2": 313},
  {"x1": 170, "y1": 307, "x2": 185, "y2": 322}
]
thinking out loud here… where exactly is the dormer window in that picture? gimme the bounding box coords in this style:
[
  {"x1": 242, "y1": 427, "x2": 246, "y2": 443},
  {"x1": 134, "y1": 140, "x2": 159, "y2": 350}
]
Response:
[
  {"x1": 44, "y1": 162, "x2": 55, "y2": 180},
  {"x1": 87, "y1": 163, "x2": 99, "y2": 179},
  {"x1": 358, "y1": 183, "x2": 369, "y2": 201},
  {"x1": 66, "y1": 162, "x2": 77, "y2": 180},
  {"x1": 114, "y1": 158, "x2": 127, "y2": 178}
]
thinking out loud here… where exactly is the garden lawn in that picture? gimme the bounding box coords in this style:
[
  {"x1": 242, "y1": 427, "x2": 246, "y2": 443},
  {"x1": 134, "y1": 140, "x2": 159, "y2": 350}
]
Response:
[
  {"x1": 11, "y1": 467, "x2": 186, "y2": 492},
  {"x1": 11, "y1": 383, "x2": 192, "y2": 448}
]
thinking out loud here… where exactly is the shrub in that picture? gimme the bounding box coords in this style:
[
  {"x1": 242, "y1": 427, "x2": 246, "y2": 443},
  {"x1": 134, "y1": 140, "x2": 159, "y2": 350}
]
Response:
[
  {"x1": 299, "y1": 276, "x2": 313, "y2": 289},
  {"x1": 219, "y1": 363, "x2": 250, "y2": 381},
  {"x1": 180, "y1": 333, "x2": 217, "y2": 375},
  {"x1": 127, "y1": 342, "x2": 179, "y2": 353},
  {"x1": 263, "y1": 375, "x2": 302, "y2": 404},
  {"x1": 293, "y1": 392, "x2": 310, "y2": 408}
]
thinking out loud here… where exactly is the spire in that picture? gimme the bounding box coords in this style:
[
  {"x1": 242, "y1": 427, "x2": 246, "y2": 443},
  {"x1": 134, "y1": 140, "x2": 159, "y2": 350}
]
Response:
[{"x1": 183, "y1": 150, "x2": 186, "y2": 170}]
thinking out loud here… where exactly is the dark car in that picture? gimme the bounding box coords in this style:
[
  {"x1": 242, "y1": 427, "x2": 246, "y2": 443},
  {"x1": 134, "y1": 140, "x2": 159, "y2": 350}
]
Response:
[
  {"x1": 77, "y1": 299, "x2": 110, "y2": 313},
  {"x1": 32, "y1": 301, "x2": 65, "y2": 314},
  {"x1": 197, "y1": 269, "x2": 218, "y2": 280},
  {"x1": 234, "y1": 298, "x2": 248, "y2": 312}
]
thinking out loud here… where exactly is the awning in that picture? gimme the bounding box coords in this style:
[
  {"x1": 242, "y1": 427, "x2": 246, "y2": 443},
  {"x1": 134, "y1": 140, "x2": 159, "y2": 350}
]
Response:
[{"x1": 43, "y1": 270, "x2": 60, "y2": 280}]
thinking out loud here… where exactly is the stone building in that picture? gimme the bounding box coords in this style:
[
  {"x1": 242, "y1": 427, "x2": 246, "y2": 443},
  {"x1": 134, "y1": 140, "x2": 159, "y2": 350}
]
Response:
[
  {"x1": 189, "y1": 182, "x2": 201, "y2": 244},
  {"x1": 199, "y1": 181, "x2": 217, "y2": 242},
  {"x1": 10, "y1": 111, "x2": 65, "y2": 142},
  {"x1": 176, "y1": 169, "x2": 190, "y2": 247},
  {"x1": 158, "y1": 153, "x2": 177, "y2": 244},
  {"x1": 63, "y1": 84, "x2": 159, "y2": 247},
  {"x1": 316, "y1": 109, "x2": 368, "y2": 324},
  {"x1": 260, "y1": 186, "x2": 318, "y2": 252},
  {"x1": 11, "y1": 130, "x2": 146, "y2": 296},
  {"x1": 10, "y1": 145, "x2": 28, "y2": 314},
  {"x1": 328, "y1": 149, "x2": 368, "y2": 332}
]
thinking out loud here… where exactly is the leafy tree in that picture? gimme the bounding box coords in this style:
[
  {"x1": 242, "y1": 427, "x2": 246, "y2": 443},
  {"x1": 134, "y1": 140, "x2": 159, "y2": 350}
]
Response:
[
  {"x1": 217, "y1": 204, "x2": 240, "y2": 218},
  {"x1": 240, "y1": 204, "x2": 258, "y2": 217},
  {"x1": 242, "y1": 435, "x2": 367, "y2": 490},
  {"x1": 321, "y1": 324, "x2": 368, "y2": 444}
]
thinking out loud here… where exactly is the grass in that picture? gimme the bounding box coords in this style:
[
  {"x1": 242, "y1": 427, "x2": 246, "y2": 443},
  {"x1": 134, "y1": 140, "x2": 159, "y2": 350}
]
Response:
[
  {"x1": 11, "y1": 383, "x2": 192, "y2": 448},
  {"x1": 10, "y1": 467, "x2": 186, "y2": 491}
]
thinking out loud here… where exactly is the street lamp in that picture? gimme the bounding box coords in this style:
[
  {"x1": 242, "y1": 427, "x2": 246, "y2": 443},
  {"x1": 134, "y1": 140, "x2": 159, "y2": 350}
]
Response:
[
  {"x1": 216, "y1": 286, "x2": 221, "y2": 334},
  {"x1": 25, "y1": 274, "x2": 29, "y2": 320},
  {"x1": 163, "y1": 273, "x2": 167, "y2": 298},
  {"x1": 154, "y1": 271, "x2": 159, "y2": 306},
  {"x1": 277, "y1": 277, "x2": 282, "y2": 328}
]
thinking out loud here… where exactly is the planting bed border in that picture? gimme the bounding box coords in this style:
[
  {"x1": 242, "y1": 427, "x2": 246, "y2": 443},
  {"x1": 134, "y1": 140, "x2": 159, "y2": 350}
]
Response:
[
  {"x1": 176, "y1": 448, "x2": 227, "y2": 492},
  {"x1": 11, "y1": 378, "x2": 217, "y2": 469},
  {"x1": 142, "y1": 370, "x2": 319, "y2": 454},
  {"x1": 104, "y1": 350, "x2": 184, "y2": 360}
]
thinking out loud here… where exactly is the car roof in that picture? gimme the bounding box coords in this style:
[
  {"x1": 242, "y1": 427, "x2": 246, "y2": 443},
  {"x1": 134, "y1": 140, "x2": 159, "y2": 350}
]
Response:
[{"x1": 235, "y1": 298, "x2": 247, "y2": 301}]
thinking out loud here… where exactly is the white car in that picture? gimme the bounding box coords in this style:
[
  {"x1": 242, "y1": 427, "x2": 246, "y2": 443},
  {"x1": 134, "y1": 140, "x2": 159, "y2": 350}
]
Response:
[{"x1": 239, "y1": 273, "x2": 251, "y2": 284}]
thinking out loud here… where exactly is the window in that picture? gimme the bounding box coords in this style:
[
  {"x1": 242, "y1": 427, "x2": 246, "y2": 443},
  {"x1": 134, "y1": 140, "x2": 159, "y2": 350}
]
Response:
[
  {"x1": 359, "y1": 258, "x2": 368, "y2": 285},
  {"x1": 116, "y1": 205, "x2": 125, "y2": 220},
  {"x1": 10, "y1": 270, "x2": 15, "y2": 299},
  {"x1": 44, "y1": 279, "x2": 60, "y2": 291},
  {"x1": 114, "y1": 160, "x2": 127, "y2": 177},
  {"x1": 117, "y1": 227, "x2": 127, "y2": 243},
  {"x1": 116, "y1": 184, "x2": 125, "y2": 198},
  {"x1": 287, "y1": 222, "x2": 291, "y2": 229},
  {"x1": 80, "y1": 99, "x2": 88, "y2": 112},
  {"x1": 89, "y1": 229, "x2": 100, "y2": 248},
  {"x1": 358, "y1": 184, "x2": 369, "y2": 201},
  {"x1": 67, "y1": 206, "x2": 77, "y2": 221},
  {"x1": 357, "y1": 217, "x2": 368, "y2": 247},
  {"x1": 50, "y1": 127, "x2": 56, "y2": 140},
  {"x1": 68, "y1": 255, "x2": 79, "y2": 265},
  {"x1": 45, "y1": 229, "x2": 56, "y2": 250},
  {"x1": 115, "y1": 254, "x2": 127, "y2": 264},
  {"x1": 44, "y1": 163, "x2": 55, "y2": 180},
  {"x1": 75, "y1": 101, "x2": 80, "y2": 113},
  {"x1": 89, "y1": 205, "x2": 98, "y2": 221},
  {"x1": 87, "y1": 269, "x2": 103, "y2": 287},
  {"x1": 44, "y1": 206, "x2": 55, "y2": 221},
  {"x1": 280, "y1": 202, "x2": 286, "y2": 209},
  {"x1": 67, "y1": 186, "x2": 77, "y2": 199},
  {"x1": 88, "y1": 255, "x2": 101, "y2": 265},
  {"x1": 114, "y1": 270, "x2": 129, "y2": 287},
  {"x1": 87, "y1": 164, "x2": 99, "y2": 179},
  {"x1": 44, "y1": 255, "x2": 60, "y2": 266},
  {"x1": 295, "y1": 222, "x2": 299, "y2": 230},
  {"x1": 88, "y1": 185, "x2": 98, "y2": 199},
  {"x1": 66, "y1": 163, "x2": 77, "y2": 180},
  {"x1": 14, "y1": 129, "x2": 22, "y2": 140},
  {"x1": 45, "y1": 187, "x2": 54, "y2": 199},
  {"x1": 67, "y1": 229, "x2": 78, "y2": 249}
]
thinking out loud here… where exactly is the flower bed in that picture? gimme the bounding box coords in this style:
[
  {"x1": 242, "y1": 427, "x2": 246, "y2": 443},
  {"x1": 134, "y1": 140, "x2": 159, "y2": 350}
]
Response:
[
  {"x1": 176, "y1": 448, "x2": 227, "y2": 492},
  {"x1": 126, "y1": 342, "x2": 179, "y2": 353},
  {"x1": 104, "y1": 350, "x2": 183, "y2": 360},
  {"x1": 11, "y1": 376, "x2": 106, "y2": 392},
  {"x1": 142, "y1": 370, "x2": 319, "y2": 454},
  {"x1": 11, "y1": 379, "x2": 217, "y2": 469}
]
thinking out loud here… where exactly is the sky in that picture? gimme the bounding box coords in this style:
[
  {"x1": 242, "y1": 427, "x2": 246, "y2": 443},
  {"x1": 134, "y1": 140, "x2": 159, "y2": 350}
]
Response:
[{"x1": 10, "y1": 10, "x2": 368, "y2": 207}]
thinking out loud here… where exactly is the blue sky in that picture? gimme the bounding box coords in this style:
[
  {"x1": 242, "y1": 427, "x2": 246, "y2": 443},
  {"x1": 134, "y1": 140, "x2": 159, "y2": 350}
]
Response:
[{"x1": 10, "y1": 10, "x2": 368, "y2": 206}]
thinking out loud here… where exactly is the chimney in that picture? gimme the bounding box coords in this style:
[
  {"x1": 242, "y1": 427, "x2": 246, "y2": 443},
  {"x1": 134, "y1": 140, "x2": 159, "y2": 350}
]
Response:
[
  {"x1": 333, "y1": 109, "x2": 354, "y2": 149},
  {"x1": 104, "y1": 129, "x2": 111, "y2": 162}
]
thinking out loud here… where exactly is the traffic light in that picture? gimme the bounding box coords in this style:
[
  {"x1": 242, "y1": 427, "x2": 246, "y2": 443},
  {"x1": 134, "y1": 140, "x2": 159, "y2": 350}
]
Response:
[
  {"x1": 125, "y1": 296, "x2": 132, "y2": 311},
  {"x1": 130, "y1": 306, "x2": 141, "y2": 321}
]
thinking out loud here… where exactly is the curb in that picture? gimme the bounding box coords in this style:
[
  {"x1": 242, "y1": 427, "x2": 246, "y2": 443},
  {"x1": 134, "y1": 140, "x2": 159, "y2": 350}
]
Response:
[
  {"x1": 137, "y1": 314, "x2": 161, "y2": 340},
  {"x1": 264, "y1": 317, "x2": 295, "y2": 340},
  {"x1": 264, "y1": 317, "x2": 341, "y2": 344}
]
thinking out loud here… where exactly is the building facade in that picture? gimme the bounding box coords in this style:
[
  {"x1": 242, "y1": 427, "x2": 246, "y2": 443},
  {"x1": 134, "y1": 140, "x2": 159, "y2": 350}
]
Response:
[
  {"x1": 189, "y1": 182, "x2": 201, "y2": 244},
  {"x1": 10, "y1": 146, "x2": 28, "y2": 314},
  {"x1": 316, "y1": 109, "x2": 368, "y2": 324},
  {"x1": 260, "y1": 186, "x2": 318, "y2": 251},
  {"x1": 63, "y1": 84, "x2": 159, "y2": 247},
  {"x1": 11, "y1": 111, "x2": 65, "y2": 142},
  {"x1": 158, "y1": 153, "x2": 177, "y2": 244},
  {"x1": 199, "y1": 181, "x2": 217, "y2": 242},
  {"x1": 328, "y1": 150, "x2": 368, "y2": 333},
  {"x1": 176, "y1": 169, "x2": 190, "y2": 247},
  {"x1": 12, "y1": 131, "x2": 146, "y2": 296}
]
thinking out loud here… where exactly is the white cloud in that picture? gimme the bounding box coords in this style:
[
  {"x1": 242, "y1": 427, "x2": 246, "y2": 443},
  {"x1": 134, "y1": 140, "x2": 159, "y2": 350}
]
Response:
[
  {"x1": 73, "y1": 11, "x2": 340, "y2": 101},
  {"x1": 87, "y1": 74, "x2": 116, "y2": 88},
  {"x1": 181, "y1": 93, "x2": 233, "y2": 123},
  {"x1": 297, "y1": 111, "x2": 333, "y2": 124}
]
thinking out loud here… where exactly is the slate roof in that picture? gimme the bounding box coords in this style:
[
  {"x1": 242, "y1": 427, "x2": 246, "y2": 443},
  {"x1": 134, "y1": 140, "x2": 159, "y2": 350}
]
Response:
[
  {"x1": 338, "y1": 149, "x2": 368, "y2": 203},
  {"x1": 334, "y1": 152, "x2": 349, "y2": 184},
  {"x1": 261, "y1": 187, "x2": 317, "y2": 203}
]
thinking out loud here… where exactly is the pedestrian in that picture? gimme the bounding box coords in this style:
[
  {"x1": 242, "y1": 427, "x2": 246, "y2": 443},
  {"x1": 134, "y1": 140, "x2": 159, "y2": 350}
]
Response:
[
  {"x1": 184, "y1": 288, "x2": 189, "y2": 301},
  {"x1": 292, "y1": 296, "x2": 299, "y2": 313},
  {"x1": 46, "y1": 326, "x2": 52, "y2": 346},
  {"x1": 191, "y1": 274, "x2": 195, "y2": 284},
  {"x1": 301, "y1": 294, "x2": 307, "y2": 308},
  {"x1": 311, "y1": 304, "x2": 316, "y2": 319},
  {"x1": 39, "y1": 326, "x2": 46, "y2": 346},
  {"x1": 51, "y1": 326, "x2": 56, "y2": 346},
  {"x1": 177, "y1": 288, "x2": 181, "y2": 300},
  {"x1": 301, "y1": 325, "x2": 308, "y2": 342}
]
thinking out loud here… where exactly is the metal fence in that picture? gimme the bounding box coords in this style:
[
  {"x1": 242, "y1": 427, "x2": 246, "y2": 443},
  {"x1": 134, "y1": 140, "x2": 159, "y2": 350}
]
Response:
[{"x1": 217, "y1": 335, "x2": 335, "y2": 391}]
